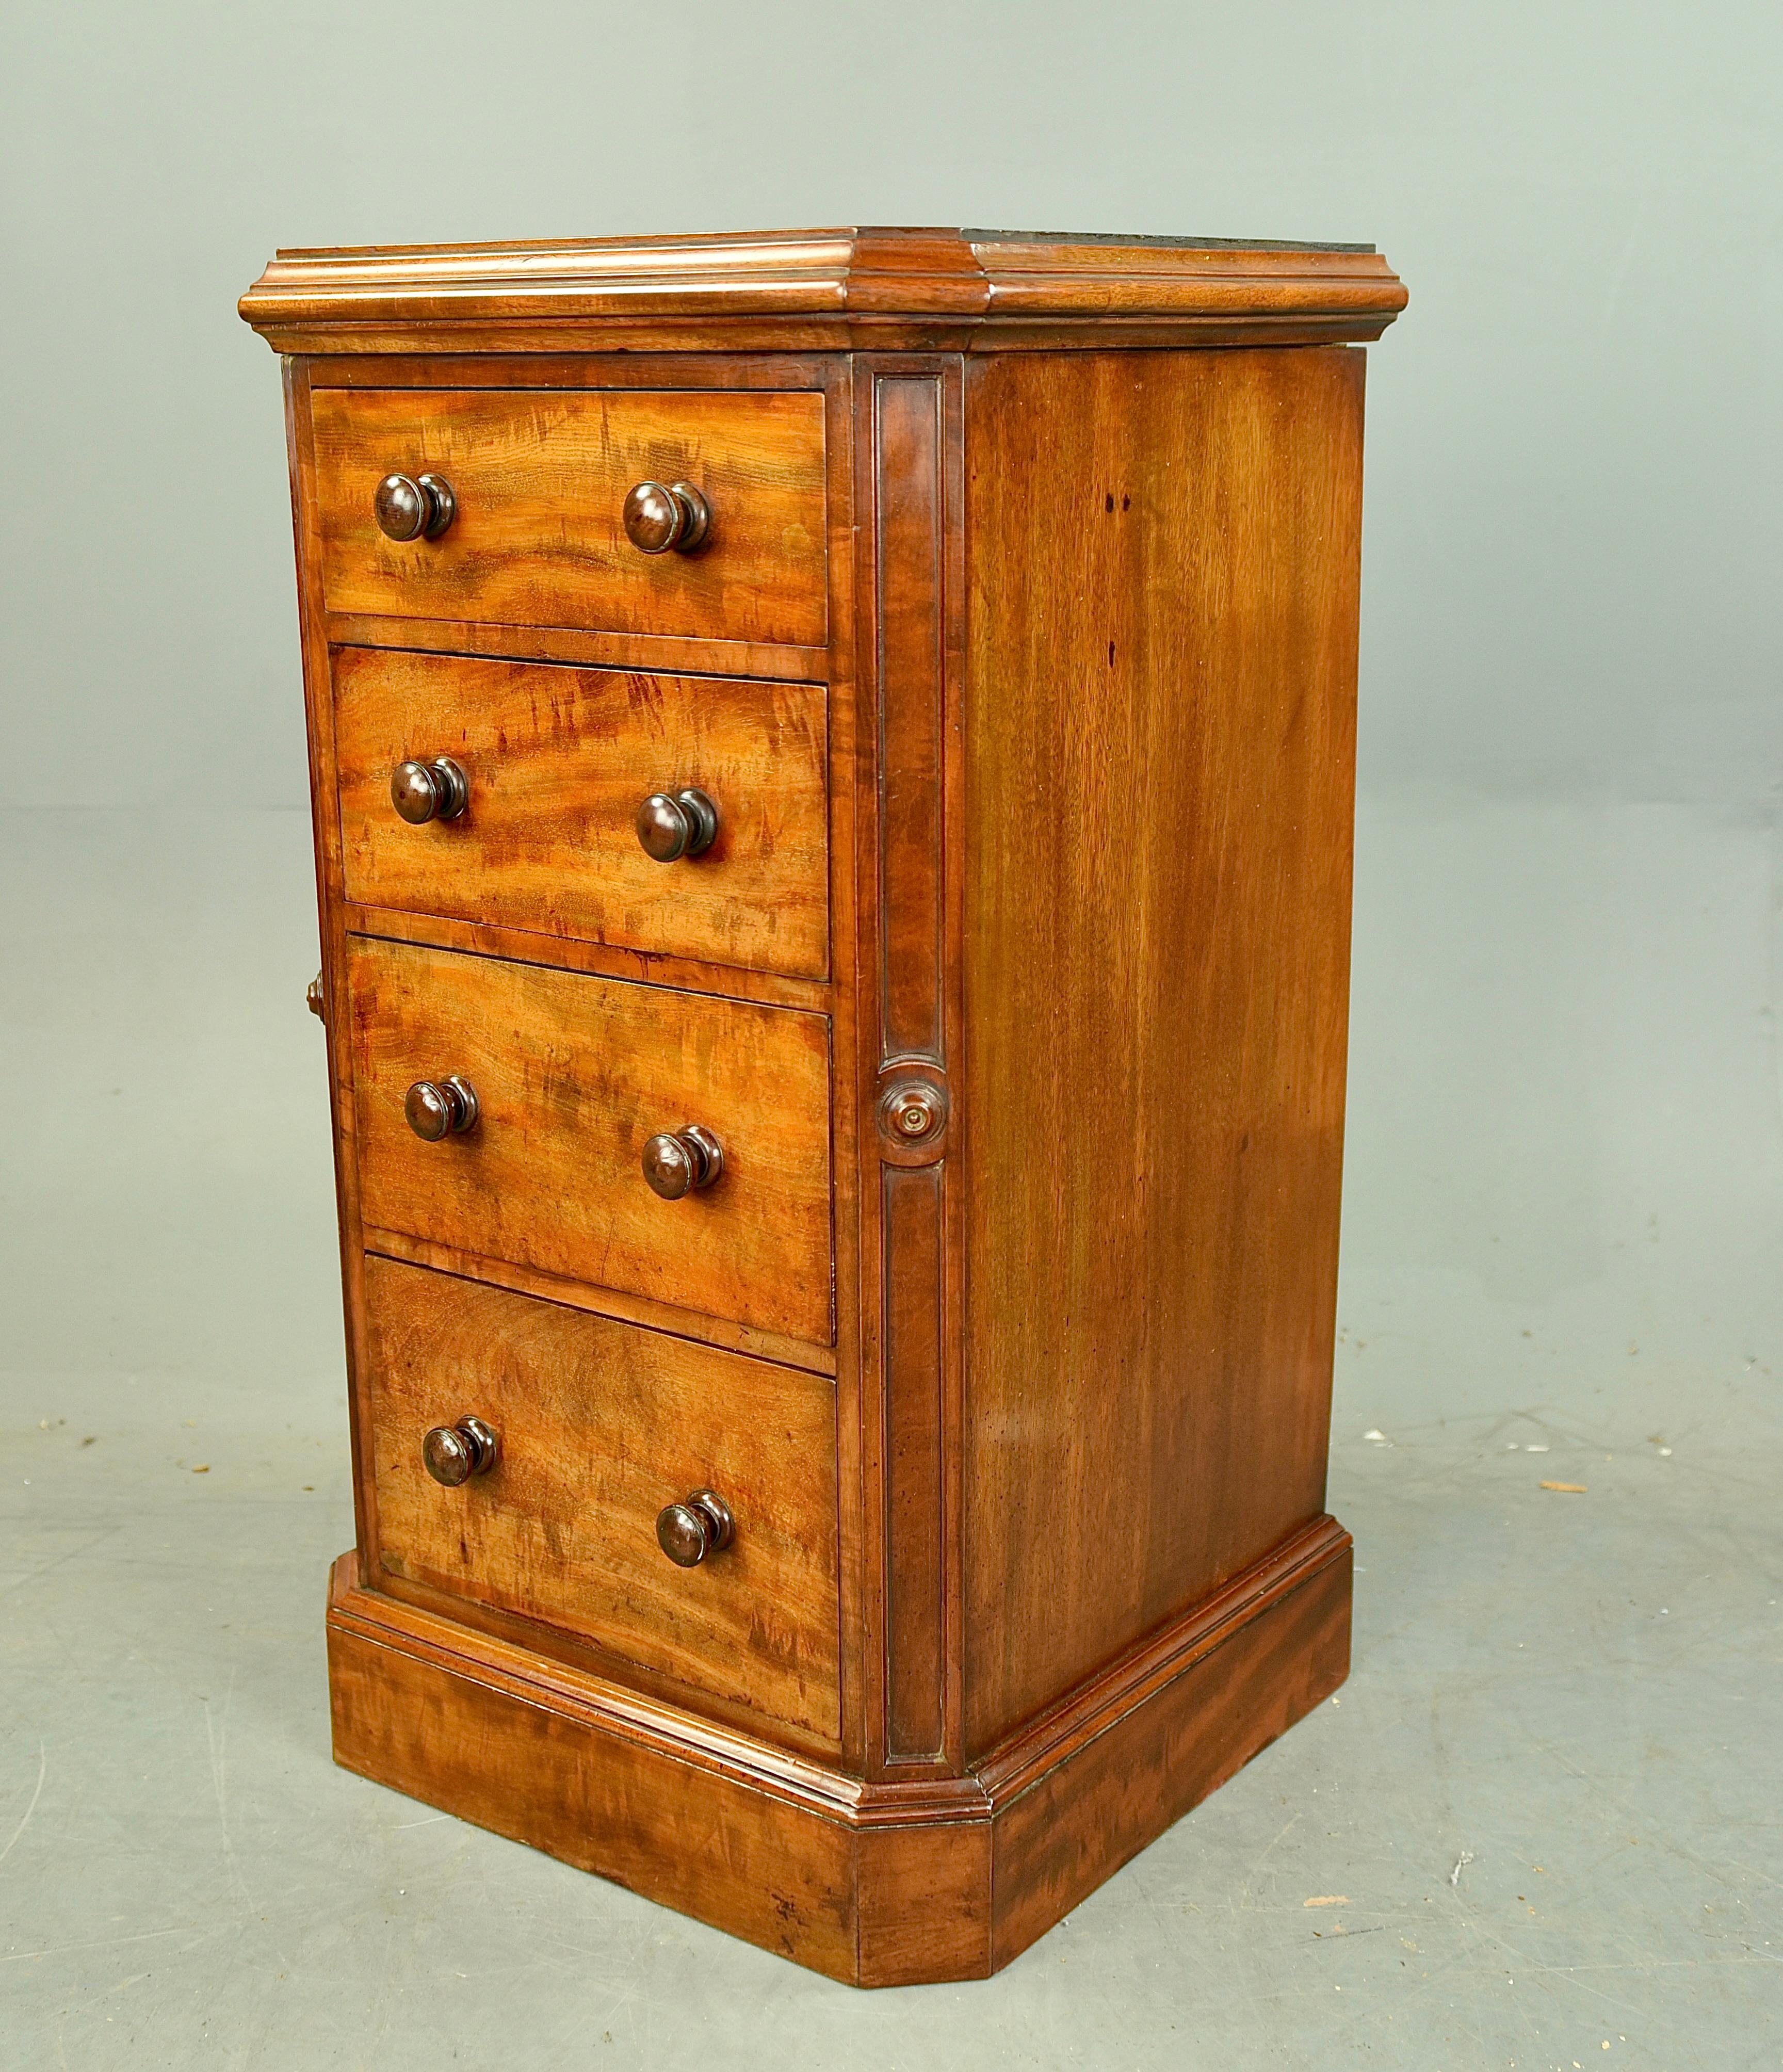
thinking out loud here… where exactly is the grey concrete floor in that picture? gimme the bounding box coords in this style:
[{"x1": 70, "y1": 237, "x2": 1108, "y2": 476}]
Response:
[{"x1": 4, "y1": 798, "x2": 1780, "y2": 2069}]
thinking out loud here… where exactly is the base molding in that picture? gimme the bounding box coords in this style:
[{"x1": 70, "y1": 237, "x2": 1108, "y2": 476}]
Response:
[{"x1": 327, "y1": 1515, "x2": 1351, "y2": 1985}]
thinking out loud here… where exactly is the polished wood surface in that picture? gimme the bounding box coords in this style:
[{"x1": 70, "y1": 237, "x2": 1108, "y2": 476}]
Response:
[
  {"x1": 333, "y1": 646, "x2": 829, "y2": 979},
  {"x1": 240, "y1": 227, "x2": 1408, "y2": 357},
  {"x1": 325, "y1": 610, "x2": 826, "y2": 686},
  {"x1": 987, "y1": 1532, "x2": 1351, "y2": 1967},
  {"x1": 246, "y1": 231, "x2": 1401, "y2": 1984},
  {"x1": 853, "y1": 361, "x2": 967, "y2": 1775},
  {"x1": 311, "y1": 386, "x2": 827, "y2": 645},
  {"x1": 347, "y1": 937, "x2": 834, "y2": 1345},
  {"x1": 326, "y1": 1514, "x2": 1347, "y2": 1983},
  {"x1": 327, "y1": 1553, "x2": 864, "y2": 1981},
  {"x1": 345, "y1": 905, "x2": 830, "y2": 1015},
  {"x1": 364, "y1": 1256, "x2": 839, "y2": 1738},
  {"x1": 959, "y1": 345, "x2": 1364, "y2": 1753},
  {"x1": 365, "y1": 1225, "x2": 839, "y2": 1377}
]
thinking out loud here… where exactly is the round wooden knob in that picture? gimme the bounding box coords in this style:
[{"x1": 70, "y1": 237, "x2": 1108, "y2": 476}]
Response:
[
  {"x1": 622, "y1": 479, "x2": 710, "y2": 555},
  {"x1": 656, "y1": 1489, "x2": 734, "y2": 1566},
  {"x1": 405, "y1": 1076, "x2": 479, "y2": 1141},
  {"x1": 422, "y1": 1416, "x2": 499, "y2": 1487},
  {"x1": 391, "y1": 756, "x2": 469, "y2": 824},
  {"x1": 636, "y1": 787, "x2": 718, "y2": 862},
  {"x1": 306, "y1": 970, "x2": 326, "y2": 1021},
  {"x1": 641, "y1": 1124, "x2": 723, "y2": 1199},
  {"x1": 878, "y1": 1081, "x2": 948, "y2": 1145},
  {"x1": 374, "y1": 472, "x2": 456, "y2": 541}
]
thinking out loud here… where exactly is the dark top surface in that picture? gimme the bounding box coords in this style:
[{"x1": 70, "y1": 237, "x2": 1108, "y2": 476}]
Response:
[{"x1": 963, "y1": 228, "x2": 1376, "y2": 253}]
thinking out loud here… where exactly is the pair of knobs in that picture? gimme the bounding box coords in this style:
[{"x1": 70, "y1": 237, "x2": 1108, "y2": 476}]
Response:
[
  {"x1": 419, "y1": 1419, "x2": 732, "y2": 1568},
  {"x1": 389, "y1": 759, "x2": 717, "y2": 866},
  {"x1": 402, "y1": 1084, "x2": 721, "y2": 1202},
  {"x1": 374, "y1": 474, "x2": 710, "y2": 556}
]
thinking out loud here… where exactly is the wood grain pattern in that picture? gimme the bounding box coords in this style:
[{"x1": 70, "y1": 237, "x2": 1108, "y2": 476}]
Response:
[
  {"x1": 247, "y1": 237, "x2": 1399, "y2": 1982},
  {"x1": 343, "y1": 903, "x2": 830, "y2": 1015},
  {"x1": 311, "y1": 386, "x2": 826, "y2": 645},
  {"x1": 363, "y1": 1255, "x2": 839, "y2": 1738},
  {"x1": 365, "y1": 1226, "x2": 838, "y2": 1377},
  {"x1": 960, "y1": 346, "x2": 1365, "y2": 1754},
  {"x1": 324, "y1": 1512, "x2": 1346, "y2": 1982},
  {"x1": 347, "y1": 936, "x2": 834, "y2": 1345},
  {"x1": 810, "y1": 358, "x2": 871, "y2": 1782},
  {"x1": 282, "y1": 358, "x2": 386, "y2": 1570},
  {"x1": 854, "y1": 1818, "x2": 991, "y2": 1986},
  {"x1": 989, "y1": 1537, "x2": 1351, "y2": 1968},
  {"x1": 239, "y1": 228, "x2": 1408, "y2": 358},
  {"x1": 324, "y1": 611, "x2": 824, "y2": 686},
  {"x1": 326, "y1": 1554, "x2": 863, "y2": 1981},
  {"x1": 333, "y1": 646, "x2": 829, "y2": 980},
  {"x1": 972, "y1": 1513, "x2": 1348, "y2": 1802},
  {"x1": 874, "y1": 374, "x2": 947, "y2": 1061},
  {"x1": 856, "y1": 364, "x2": 967, "y2": 1772},
  {"x1": 880, "y1": 1164, "x2": 945, "y2": 1758}
]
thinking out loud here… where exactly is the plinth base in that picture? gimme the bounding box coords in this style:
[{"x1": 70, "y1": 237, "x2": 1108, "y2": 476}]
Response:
[{"x1": 327, "y1": 1516, "x2": 1350, "y2": 1986}]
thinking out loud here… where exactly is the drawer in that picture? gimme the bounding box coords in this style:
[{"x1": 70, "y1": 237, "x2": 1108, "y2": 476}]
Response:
[
  {"x1": 311, "y1": 386, "x2": 827, "y2": 647},
  {"x1": 333, "y1": 648, "x2": 829, "y2": 981},
  {"x1": 363, "y1": 1256, "x2": 839, "y2": 1740},
  {"x1": 348, "y1": 938, "x2": 833, "y2": 1346}
]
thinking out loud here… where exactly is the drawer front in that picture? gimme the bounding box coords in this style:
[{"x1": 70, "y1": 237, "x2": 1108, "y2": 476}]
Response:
[
  {"x1": 311, "y1": 387, "x2": 827, "y2": 647},
  {"x1": 333, "y1": 648, "x2": 829, "y2": 980},
  {"x1": 364, "y1": 1256, "x2": 839, "y2": 1739},
  {"x1": 349, "y1": 939, "x2": 833, "y2": 1346}
]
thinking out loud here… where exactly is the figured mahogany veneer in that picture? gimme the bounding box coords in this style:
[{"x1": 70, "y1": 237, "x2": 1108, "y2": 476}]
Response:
[
  {"x1": 242, "y1": 225, "x2": 1403, "y2": 1985},
  {"x1": 347, "y1": 936, "x2": 834, "y2": 1347},
  {"x1": 312, "y1": 385, "x2": 828, "y2": 646},
  {"x1": 333, "y1": 648, "x2": 829, "y2": 979},
  {"x1": 364, "y1": 1256, "x2": 839, "y2": 1740}
]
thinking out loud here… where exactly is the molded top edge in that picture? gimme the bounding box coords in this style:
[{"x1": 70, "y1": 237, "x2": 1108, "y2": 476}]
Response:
[{"x1": 238, "y1": 225, "x2": 1405, "y2": 345}]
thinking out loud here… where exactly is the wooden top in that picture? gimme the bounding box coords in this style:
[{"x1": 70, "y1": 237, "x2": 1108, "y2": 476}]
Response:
[{"x1": 239, "y1": 226, "x2": 1406, "y2": 354}]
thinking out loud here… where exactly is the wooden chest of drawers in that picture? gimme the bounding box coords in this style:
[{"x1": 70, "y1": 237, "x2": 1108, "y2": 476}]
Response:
[{"x1": 240, "y1": 226, "x2": 1405, "y2": 1985}]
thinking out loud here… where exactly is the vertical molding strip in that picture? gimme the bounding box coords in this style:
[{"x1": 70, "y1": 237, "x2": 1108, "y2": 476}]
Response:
[
  {"x1": 876, "y1": 376, "x2": 948, "y2": 1066},
  {"x1": 881, "y1": 1162, "x2": 946, "y2": 1755},
  {"x1": 867, "y1": 367, "x2": 962, "y2": 1768}
]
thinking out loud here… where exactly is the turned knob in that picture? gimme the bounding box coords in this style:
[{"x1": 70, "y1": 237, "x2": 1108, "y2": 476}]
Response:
[
  {"x1": 422, "y1": 1416, "x2": 499, "y2": 1487},
  {"x1": 405, "y1": 1076, "x2": 479, "y2": 1141},
  {"x1": 391, "y1": 756, "x2": 470, "y2": 824},
  {"x1": 306, "y1": 970, "x2": 326, "y2": 1020},
  {"x1": 878, "y1": 1080, "x2": 948, "y2": 1145},
  {"x1": 622, "y1": 479, "x2": 710, "y2": 555},
  {"x1": 656, "y1": 1488, "x2": 734, "y2": 1566},
  {"x1": 641, "y1": 1124, "x2": 723, "y2": 1199},
  {"x1": 374, "y1": 471, "x2": 457, "y2": 542},
  {"x1": 636, "y1": 787, "x2": 718, "y2": 862}
]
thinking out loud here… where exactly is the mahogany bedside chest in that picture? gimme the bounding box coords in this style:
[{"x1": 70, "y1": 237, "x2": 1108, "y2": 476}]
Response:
[{"x1": 239, "y1": 226, "x2": 1405, "y2": 1985}]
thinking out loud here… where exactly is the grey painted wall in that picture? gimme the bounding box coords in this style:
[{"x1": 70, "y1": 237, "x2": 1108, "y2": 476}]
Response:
[{"x1": 1, "y1": 0, "x2": 1776, "y2": 812}]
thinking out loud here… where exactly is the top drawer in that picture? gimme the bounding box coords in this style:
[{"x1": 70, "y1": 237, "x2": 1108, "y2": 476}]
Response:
[{"x1": 310, "y1": 387, "x2": 828, "y2": 649}]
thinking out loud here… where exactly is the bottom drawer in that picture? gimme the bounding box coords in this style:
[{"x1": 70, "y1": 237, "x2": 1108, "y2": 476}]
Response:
[{"x1": 363, "y1": 1255, "x2": 839, "y2": 1742}]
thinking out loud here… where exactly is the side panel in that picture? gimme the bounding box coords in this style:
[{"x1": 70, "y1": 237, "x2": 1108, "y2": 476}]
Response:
[
  {"x1": 962, "y1": 347, "x2": 1366, "y2": 1753},
  {"x1": 285, "y1": 358, "x2": 381, "y2": 1567}
]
